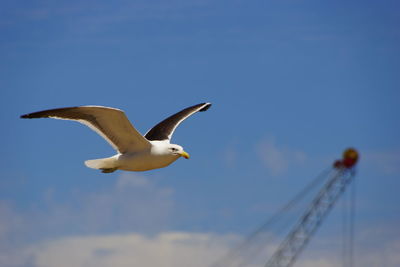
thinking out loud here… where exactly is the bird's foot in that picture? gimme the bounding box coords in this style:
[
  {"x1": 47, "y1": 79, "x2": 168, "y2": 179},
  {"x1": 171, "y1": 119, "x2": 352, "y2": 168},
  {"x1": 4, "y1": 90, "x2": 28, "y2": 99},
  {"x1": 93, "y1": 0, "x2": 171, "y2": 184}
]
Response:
[{"x1": 100, "y1": 168, "x2": 117, "y2": 173}]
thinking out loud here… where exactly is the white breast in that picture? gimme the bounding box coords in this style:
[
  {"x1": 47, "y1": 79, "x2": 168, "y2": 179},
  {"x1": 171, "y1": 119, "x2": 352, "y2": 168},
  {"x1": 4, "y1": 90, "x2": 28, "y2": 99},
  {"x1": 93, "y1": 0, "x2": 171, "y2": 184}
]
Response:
[{"x1": 116, "y1": 141, "x2": 179, "y2": 171}]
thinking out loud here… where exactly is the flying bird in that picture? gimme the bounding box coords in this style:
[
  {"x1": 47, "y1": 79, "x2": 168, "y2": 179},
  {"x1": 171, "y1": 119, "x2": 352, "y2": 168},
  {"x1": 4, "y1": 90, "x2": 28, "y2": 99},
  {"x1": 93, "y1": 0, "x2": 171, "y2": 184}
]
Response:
[{"x1": 21, "y1": 103, "x2": 211, "y2": 173}]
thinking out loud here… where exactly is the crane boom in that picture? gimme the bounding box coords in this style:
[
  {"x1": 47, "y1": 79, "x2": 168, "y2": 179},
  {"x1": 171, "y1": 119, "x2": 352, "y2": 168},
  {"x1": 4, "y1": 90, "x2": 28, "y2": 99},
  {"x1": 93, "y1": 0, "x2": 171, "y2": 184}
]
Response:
[{"x1": 264, "y1": 168, "x2": 356, "y2": 267}]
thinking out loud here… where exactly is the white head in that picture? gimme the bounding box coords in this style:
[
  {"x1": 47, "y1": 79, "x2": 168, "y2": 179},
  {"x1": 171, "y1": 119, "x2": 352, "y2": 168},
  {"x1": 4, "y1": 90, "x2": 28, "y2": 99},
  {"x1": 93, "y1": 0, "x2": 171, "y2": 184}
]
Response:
[
  {"x1": 150, "y1": 141, "x2": 190, "y2": 159},
  {"x1": 167, "y1": 144, "x2": 190, "y2": 159}
]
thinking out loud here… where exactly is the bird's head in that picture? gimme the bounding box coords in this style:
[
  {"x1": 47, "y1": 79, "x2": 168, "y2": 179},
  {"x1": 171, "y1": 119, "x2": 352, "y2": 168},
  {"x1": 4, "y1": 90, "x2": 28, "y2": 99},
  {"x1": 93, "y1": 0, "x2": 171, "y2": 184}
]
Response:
[{"x1": 168, "y1": 144, "x2": 190, "y2": 159}]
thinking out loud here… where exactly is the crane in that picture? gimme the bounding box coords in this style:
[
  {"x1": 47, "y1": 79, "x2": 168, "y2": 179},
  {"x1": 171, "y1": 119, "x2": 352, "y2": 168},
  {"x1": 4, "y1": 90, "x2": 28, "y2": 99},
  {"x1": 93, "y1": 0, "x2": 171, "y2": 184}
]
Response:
[
  {"x1": 264, "y1": 148, "x2": 359, "y2": 267},
  {"x1": 212, "y1": 148, "x2": 359, "y2": 267}
]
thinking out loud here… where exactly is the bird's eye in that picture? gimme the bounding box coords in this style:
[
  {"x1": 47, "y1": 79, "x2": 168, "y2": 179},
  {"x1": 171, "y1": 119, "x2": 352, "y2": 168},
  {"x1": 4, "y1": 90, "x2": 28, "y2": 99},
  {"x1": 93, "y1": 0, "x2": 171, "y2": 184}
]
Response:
[{"x1": 171, "y1": 148, "x2": 178, "y2": 152}]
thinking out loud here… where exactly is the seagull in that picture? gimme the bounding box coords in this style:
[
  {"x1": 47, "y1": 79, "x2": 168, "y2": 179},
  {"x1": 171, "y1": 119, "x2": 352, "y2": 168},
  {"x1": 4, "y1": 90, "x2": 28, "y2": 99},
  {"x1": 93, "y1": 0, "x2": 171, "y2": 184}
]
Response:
[{"x1": 21, "y1": 103, "x2": 211, "y2": 173}]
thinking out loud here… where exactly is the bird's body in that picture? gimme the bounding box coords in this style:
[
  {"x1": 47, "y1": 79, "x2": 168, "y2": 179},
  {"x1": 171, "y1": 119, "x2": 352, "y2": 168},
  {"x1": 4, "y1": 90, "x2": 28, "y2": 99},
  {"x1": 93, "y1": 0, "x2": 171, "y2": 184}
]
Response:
[
  {"x1": 90, "y1": 141, "x2": 183, "y2": 172},
  {"x1": 21, "y1": 103, "x2": 211, "y2": 173}
]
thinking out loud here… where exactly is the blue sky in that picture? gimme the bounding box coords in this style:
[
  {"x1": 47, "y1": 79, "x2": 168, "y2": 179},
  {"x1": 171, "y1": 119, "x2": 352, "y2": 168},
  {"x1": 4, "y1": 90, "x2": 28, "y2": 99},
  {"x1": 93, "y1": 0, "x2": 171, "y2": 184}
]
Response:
[{"x1": 1, "y1": 0, "x2": 399, "y2": 266}]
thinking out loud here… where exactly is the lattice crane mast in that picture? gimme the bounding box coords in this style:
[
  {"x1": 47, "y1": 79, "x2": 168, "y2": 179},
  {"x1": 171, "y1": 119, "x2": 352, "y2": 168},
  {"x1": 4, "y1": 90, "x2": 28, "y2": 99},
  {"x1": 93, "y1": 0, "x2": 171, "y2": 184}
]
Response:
[{"x1": 264, "y1": 148, "x2": 359, "y2": 267}]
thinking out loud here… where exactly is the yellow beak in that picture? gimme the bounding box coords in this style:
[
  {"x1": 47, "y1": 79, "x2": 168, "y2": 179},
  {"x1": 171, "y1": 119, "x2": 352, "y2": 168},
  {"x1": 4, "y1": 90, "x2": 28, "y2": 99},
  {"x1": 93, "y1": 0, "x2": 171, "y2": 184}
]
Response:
[{"x1": 180, "y1": 151, "x2": 190, "y2": 159}]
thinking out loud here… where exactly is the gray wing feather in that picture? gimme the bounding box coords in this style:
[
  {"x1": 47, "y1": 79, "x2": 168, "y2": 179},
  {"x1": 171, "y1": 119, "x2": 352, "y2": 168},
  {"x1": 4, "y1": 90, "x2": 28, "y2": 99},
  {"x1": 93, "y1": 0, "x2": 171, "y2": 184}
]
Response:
[{"x1": 21, "y1": 106, "x2": 151, "y2": 153}]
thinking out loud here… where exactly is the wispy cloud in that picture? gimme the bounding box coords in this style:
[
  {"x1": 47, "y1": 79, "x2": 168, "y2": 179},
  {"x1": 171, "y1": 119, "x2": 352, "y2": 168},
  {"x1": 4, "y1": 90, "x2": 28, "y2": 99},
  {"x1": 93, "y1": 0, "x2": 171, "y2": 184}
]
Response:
[
  {"x1": 2, "y1": 0, "x2": 214, "y2": 28},
  {"x1": 221, "y1": 139, "x2": 241, "y2": 168},
  {"x1": 257, "y1": 136, "x2": 307, "y2": 176},
  {"x1": 0, "y1": 173, "x2": 175, "y2": 249},
  {"x1": 74, "y1": 173, "x2": 174, "y2": 233}
]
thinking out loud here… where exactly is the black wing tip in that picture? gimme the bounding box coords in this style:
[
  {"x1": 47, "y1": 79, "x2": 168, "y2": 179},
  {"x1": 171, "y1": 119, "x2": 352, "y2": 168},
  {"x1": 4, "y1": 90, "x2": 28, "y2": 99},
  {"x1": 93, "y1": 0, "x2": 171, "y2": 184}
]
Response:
[
  {"x1": 20, "y1": 112, "x2": 49, "y2": 119},
  {"x1": 20, "y1": 106, "x2": 80, "y2": 119},
  {"x1": 20, "y1": 113, "x2": 33, "y2": 119},
  {"x1": 199, "y1": 103, "x2": 212, "y2": 112}
]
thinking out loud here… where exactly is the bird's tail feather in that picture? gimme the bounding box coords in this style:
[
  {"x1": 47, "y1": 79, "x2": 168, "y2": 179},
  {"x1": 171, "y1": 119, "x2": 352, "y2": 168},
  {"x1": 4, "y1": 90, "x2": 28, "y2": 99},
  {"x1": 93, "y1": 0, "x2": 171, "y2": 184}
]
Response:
[{"x1": 85, "y1": 157, "x2": 117, "y2": 170}]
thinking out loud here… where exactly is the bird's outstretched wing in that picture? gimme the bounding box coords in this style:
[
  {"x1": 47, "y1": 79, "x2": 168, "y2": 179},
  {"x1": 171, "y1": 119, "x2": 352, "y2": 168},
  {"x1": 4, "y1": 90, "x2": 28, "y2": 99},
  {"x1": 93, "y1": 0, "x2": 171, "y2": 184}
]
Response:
[
  {"x1": 144, "y1": 102, "x2": 211, "y2": 141},
  {"x1": 21, "y1": 106, "x2": 151, "y2": 153}
]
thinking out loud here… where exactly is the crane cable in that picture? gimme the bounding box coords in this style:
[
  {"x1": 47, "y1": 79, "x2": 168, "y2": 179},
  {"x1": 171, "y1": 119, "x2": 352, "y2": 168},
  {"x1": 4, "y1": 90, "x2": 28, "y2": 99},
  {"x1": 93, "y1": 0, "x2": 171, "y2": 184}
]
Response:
[
  {"x1": 342, "y1": 172, "x2": 356, "y2": 267},
  {"x1": 349, "y1": 173, "x2": 356, "y2": 267}
]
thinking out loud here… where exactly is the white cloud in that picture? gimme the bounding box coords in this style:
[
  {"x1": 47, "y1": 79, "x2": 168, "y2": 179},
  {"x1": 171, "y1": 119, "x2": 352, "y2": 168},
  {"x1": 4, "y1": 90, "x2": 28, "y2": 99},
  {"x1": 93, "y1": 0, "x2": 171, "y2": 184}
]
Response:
[
  {"x1": 18, "y1": 232, "x2": 235, "y2": 267},
  {"x1": 257, "y1": 136, "x2": 307, "y2": 175},
  {"x1": 1, "y1": 225, "x2": 399, "y2": 267}
]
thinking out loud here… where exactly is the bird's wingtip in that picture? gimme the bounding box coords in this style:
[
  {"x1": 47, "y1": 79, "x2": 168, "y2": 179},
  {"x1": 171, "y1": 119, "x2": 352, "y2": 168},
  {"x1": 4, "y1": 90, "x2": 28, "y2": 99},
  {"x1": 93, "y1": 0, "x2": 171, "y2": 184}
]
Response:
[{"x1": 199, "y1": 103, "x2": 212, "y2": 112}]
